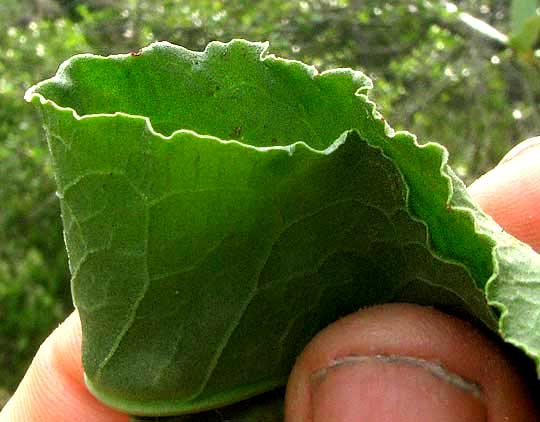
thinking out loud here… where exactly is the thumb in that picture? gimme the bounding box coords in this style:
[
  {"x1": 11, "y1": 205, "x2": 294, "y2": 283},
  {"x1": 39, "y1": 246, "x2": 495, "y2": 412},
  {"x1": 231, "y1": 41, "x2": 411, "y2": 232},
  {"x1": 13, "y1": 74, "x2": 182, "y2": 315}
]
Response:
[
  {"x1": 0, "y1": 311, "x2": 127, "y2": 422},
  {"x1": 284, "y1": 304, "x2": 537, "y2": 421}
]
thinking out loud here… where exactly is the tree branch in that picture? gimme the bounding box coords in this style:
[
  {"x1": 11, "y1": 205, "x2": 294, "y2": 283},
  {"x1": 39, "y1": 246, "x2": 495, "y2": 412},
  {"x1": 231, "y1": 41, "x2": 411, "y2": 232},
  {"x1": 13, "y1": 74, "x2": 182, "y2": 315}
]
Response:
[{"x1": 434, "y1": 1, "x2": 509, "y2": 50}]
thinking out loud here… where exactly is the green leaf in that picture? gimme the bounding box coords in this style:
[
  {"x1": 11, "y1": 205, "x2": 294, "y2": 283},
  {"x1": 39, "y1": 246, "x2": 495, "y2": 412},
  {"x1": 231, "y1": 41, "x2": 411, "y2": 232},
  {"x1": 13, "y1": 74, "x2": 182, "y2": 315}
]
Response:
[
  {"x1": 510, "y1": 15, "x2": 540, "y2": 51},
  {"x1": 25, "y1": 40, "x2": 540, "y2": 417},
  {"x1": 510, "y1": 0, "x2": 538, "y2": 35},
  {"x1": 510, "y1": 0, "x2": 540, "y2": 51}
]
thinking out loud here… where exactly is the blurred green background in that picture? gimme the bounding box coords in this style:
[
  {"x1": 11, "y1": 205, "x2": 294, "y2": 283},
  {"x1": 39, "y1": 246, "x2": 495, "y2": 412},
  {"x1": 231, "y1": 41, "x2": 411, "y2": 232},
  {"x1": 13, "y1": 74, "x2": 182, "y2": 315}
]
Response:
[{"x1": 1, "y1": 0, "x2": 539, "y2": 406}]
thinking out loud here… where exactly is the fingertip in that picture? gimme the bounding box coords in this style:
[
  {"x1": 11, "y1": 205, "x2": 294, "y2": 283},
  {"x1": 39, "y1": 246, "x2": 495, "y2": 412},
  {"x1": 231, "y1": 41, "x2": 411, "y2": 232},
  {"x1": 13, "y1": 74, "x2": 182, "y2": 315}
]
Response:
[
  {"x1": 46, "y1": 311, "x2": 84, "y2": 385},
  {"x1": 1, "y1": 311, "x2": 128, "y2": 422},
  {"x1": 468, "y1": 138, "x2": 540, "y2": 250}
]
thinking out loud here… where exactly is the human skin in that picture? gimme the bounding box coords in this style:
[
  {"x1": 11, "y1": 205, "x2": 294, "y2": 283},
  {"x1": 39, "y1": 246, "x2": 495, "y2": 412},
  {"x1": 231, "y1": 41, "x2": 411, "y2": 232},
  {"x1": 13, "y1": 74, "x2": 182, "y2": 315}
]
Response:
[{"x1": 2, "y1": 138, "x2": 540, "y2": 422}]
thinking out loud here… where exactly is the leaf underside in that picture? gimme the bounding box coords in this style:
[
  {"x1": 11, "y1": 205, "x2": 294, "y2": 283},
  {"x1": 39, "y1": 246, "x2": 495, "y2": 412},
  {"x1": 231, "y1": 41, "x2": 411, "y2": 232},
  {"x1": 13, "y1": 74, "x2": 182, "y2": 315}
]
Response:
[{"x1": 25, "y1": 40, "x2": 540, "y2": 418}]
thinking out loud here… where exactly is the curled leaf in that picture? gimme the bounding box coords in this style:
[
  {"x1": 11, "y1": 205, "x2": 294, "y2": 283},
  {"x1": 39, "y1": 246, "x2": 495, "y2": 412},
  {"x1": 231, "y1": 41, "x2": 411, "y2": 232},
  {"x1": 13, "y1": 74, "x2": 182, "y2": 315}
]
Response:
[{"x1": 25, "y1": 40, "x2": 540, "y2": 417}]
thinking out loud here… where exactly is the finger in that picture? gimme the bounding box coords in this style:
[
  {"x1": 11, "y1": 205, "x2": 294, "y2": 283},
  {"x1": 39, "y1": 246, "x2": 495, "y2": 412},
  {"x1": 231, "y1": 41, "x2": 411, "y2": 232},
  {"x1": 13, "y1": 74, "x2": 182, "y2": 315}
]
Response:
[
  {"x1": 0, "y1": 311, "x2": 128, "y2": 422},
  {"x1": 468, "y1": 136, "x2": 540, "y2": 250},
  {"x1": 285, "y1": 303, "x2": 537, "y2": 422}
]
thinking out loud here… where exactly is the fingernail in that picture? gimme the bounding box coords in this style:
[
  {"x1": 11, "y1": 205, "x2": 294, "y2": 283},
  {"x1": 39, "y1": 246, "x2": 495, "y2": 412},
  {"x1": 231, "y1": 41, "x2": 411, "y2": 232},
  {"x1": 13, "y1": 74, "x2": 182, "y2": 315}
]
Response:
[
  {"x1": 498, "y1": 137, "x2": 540, "y2": 166},
  {"x1": 310, "y1": 355, "x2": 486, "y2": 422}
]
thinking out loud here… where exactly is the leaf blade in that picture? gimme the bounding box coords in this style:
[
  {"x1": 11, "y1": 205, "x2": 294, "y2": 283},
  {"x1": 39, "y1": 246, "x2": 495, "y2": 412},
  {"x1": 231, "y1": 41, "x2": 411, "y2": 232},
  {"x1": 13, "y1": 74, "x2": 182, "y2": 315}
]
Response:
[{"x1": 25, "y1": 40, "x2": 540, "y2": 417}]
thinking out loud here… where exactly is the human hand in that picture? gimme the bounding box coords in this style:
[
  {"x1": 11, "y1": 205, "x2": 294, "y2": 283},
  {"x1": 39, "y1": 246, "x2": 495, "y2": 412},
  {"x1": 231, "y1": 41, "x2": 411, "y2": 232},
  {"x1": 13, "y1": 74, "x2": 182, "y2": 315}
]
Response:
[{"x1": 2, "y1": 138, "x2": 539, "y2": 422}]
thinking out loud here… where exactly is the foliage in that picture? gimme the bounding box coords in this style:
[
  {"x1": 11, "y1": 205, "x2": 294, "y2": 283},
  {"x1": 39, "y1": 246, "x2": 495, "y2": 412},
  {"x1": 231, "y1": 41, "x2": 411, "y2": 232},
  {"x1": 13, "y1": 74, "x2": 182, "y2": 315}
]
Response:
[
  {"x1": 1, "y1": 0, "x2": 539, "y2": 397},
  {"x1": 510, "y1": 0, "x2": 540, "y2": 51},
  {"x1": 0, "y1": 5, "x2": 90, "y2": 390},
  {"x1": 26, "y1": 40, "x2": 540, "y2": 419}
]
